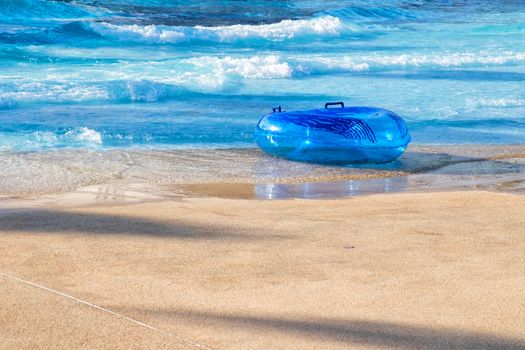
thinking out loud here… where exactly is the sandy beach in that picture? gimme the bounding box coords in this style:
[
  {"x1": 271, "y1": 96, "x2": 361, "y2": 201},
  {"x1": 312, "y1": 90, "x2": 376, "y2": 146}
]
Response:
[
  {"x1": 3, "y1": 0, "x2": 525, "y2": 348},
  {"x1": 1, "y1": 189, "x2": 524, "y2": 349}
]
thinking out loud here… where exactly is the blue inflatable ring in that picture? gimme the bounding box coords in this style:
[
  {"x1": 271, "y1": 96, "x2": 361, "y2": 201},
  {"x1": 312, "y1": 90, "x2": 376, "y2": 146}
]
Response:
[{"x1": 255, "y1": 102, "x2": 411, "y2": 164}]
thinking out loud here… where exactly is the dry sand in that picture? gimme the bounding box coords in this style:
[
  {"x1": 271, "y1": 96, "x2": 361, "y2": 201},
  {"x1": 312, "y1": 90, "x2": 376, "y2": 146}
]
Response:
[{"x1": 0, "y1": 191, "x2": 524, "y2": 349}]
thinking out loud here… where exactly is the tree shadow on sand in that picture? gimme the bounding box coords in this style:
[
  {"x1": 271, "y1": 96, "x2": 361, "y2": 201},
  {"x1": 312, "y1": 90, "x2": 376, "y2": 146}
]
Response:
[
  {"x1": 131, "y1": 308, "x2": 525, "y2": 349},
  {"x1": 0, "y1": 209, "x2": 285, "y2": 240}
]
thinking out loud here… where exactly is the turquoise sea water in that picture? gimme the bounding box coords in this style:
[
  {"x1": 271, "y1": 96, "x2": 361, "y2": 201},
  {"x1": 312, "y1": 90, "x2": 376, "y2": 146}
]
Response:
[{"x1": 1, "y1": 0, "x2": 525, "y2": 152}]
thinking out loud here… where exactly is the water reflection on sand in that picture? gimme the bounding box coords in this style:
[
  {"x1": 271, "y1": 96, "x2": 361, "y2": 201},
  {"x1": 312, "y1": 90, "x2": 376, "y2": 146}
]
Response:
[{"x1": 255, "y1": 177, "x2": 409, "y2": 199}]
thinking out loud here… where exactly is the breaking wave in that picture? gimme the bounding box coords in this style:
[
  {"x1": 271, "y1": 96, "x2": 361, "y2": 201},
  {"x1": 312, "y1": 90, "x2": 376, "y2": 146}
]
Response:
[
  {"x1": 86, "y1": 16, "x2": 347, "y2": 44},
  {"x1": 3, "y1": 50, "x2": 525, "y2": 105},
  {"x1": 182, "y1": 56, "x2": 292, "y2": 79},
  {"x1": 0, "y1": 127, "x2": 102, "y2": 152},
  {"x1": 291, "y1": 52, "x2": 525, "y2": 74},
  {"x1": 32, "y1": 127, "x2": 102, "y2": 146}
]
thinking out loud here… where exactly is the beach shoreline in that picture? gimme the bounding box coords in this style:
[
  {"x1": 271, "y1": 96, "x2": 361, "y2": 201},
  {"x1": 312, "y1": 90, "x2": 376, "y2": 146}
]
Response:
[{"x1": 1, "y1": 144, "x2": 524, "y2": 208}]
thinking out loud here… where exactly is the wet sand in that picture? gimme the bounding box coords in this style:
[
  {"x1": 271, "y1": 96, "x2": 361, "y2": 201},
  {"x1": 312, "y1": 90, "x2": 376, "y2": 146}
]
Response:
[
  {"x1": 1, "y1": 191, "x2": 524, "y2": 349},
  {"x1": 0, "y1": 145, "x2": 524, "y2": 211},
  {"x1": 1, "y1": 145, "x2": 524, "y2": 198}
]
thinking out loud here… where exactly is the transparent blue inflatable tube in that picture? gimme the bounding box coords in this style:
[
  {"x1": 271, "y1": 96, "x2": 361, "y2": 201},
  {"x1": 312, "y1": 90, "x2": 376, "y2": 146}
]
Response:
[{"x1": 255, "y1": 104, "x2": 411, "y2": 164}]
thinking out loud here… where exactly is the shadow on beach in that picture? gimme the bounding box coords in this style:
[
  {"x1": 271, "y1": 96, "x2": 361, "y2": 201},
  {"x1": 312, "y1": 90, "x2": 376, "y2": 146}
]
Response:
[
  {"x1": 0, "y1": 209, "x2": 283, "y2": 240},
  {"x1": 130, "y1": 308, "x2": 525, "y2": 350},
  {"x1": 388, "y1": 150, "x2": 524, "y2": 174}
]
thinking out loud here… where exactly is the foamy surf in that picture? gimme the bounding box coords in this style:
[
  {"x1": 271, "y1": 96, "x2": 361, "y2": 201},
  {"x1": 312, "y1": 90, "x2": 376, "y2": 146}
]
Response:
[
  {"x1": 0, "y1": 127, "x2": 103, "y2": 151},
  {"x1": 3, "y1": 50, "x2": 525, "y2": 107},
  {"x1": 87, "y1": 16, "x2": 346, "y2": 44}
]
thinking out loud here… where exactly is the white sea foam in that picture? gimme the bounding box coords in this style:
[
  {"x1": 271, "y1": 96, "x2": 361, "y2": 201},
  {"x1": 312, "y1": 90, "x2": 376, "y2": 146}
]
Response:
[
  {"x1": 69, "y1": 127, "x2": 102, "y2": 144},
  {"x1": 292, "y1": 51, "x2": 525, "y2": 73},
  {"x1": 2, "y1": 50, "x2": 525, "y2": 106},
  {"x1": 184, "y1": 55, "x2": 292, "y2": 79},
  {"x1": 178, "y1": 52, "x2": 525, "y2": 84},
  {"x1": 28, "y1": 128, "x2": 102, "y2": 149},
  {"x1": 369, "y1": 52, "x2": 525, "y2": 67},
  {"x1": 467, "y1": 98, "x2": 525, "y2": 108},
  {"x1": 0, "y1": 127, "x2": 103, "y2": 153},
  {"x1": 293, "y1": 57, "x2": 370, "y2": 74},
  {"x1": 88, "y1": 16, "x2": 345, "y2": 43},
  {"x1": 178, "y1": 52, "x2": 525, "y2": 83},
  {"x1": 0, "y1": 84, "x2": 109, "y2": 103}
]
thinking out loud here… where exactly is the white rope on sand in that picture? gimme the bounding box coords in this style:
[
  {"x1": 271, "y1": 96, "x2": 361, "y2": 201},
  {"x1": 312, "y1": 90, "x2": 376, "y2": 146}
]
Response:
[{"x1": 0, "y1": 271, "x2": 214, "y2": 350}]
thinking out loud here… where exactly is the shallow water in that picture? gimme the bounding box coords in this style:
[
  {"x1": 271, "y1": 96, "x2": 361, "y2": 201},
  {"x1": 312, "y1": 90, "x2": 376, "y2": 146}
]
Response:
[
  {"x1": 1, "y1": 1, "x2": 525, "y2": 152},
  {"x1": 0, "y1": 145, "x2": 523, "y2": 201}
]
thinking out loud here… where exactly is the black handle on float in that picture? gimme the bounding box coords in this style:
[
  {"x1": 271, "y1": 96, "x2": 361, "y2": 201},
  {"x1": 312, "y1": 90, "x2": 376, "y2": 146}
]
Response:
[
  {"x1": 325, "y1": 102, "x2": 344, "y2": 109},
  {"x1": 272, "y1": 106, "x2": 282, "y2": 113}
]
